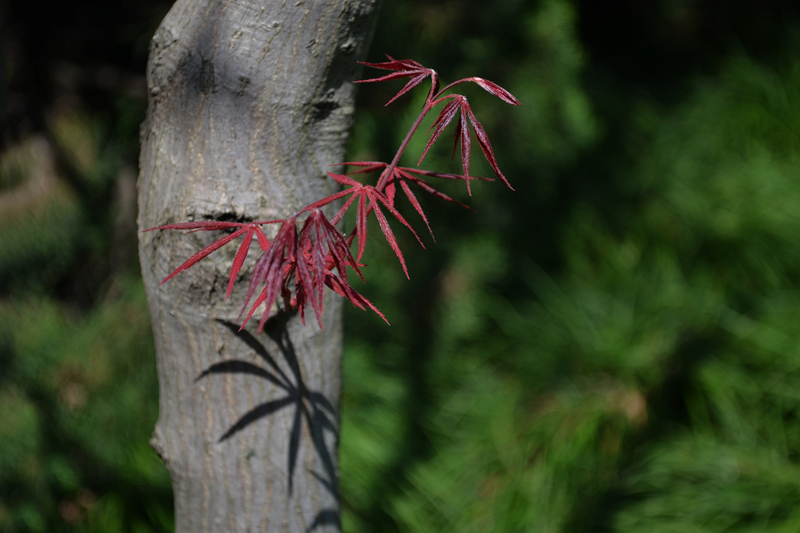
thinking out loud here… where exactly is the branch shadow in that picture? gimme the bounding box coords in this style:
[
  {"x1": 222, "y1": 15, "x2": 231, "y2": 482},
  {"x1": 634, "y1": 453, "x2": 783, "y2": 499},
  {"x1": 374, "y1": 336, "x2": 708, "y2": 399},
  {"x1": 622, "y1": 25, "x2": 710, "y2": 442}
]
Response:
[{"x1": 195, "y1": 314, "x2": 340, "y2": 531}]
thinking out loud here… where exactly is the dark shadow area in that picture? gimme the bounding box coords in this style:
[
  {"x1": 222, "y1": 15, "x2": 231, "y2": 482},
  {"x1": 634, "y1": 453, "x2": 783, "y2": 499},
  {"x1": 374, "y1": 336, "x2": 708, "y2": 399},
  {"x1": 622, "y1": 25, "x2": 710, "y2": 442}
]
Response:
[{"x1": 196, "y1": 317, "x2": 340, "y2": 529}]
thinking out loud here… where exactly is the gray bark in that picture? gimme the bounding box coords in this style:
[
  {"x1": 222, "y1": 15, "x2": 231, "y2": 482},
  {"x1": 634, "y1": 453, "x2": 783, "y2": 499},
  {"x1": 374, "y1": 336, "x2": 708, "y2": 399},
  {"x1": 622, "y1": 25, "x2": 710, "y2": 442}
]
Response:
[{"x1": 136, "y1": 1, "x2": 379, "y2": 531}]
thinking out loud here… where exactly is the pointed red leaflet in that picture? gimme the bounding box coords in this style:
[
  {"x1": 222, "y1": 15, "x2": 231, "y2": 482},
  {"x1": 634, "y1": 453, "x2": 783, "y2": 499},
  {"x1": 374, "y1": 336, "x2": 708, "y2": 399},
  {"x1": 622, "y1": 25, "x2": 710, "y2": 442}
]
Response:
[
  {"x1": 357, "y1": 55, "x2": 438, "y2": 105},
  {"x1": 321, "y1": 213, "x2": 362, "y2": 282},
  {"x1": 145, "y1": 221, "x2": 249, "y2": 232},
  {"x1": 418, "y1": 97, "x2": 461, "y2": 167},
  {"x1": 255, "y1": 224, "x2": 297, "y2": 332},
  {"x1": 398, "y1": 179, "x2": 434, "y2": 240},
  {"x1": 240, "y1": 219, "x2": 296, "y2": 331},
  {"x1": 415, "y1": 93, "x2": 514, "y2": 193},
  {"x1": 357, "y1": 58, "x2": 426, "y2": 81},
  {"x1": 295, "y1": 220, "x2": 321, "y2": 327},
  {"x1": 366, "y1": 187, "x2": 426, "y2": 279},
  {"x1": 396, "y1": 168, "x2": 473, "y2": 210},
  {"x1": 327, "y1": 171, "x2": 360, "y2": 187},
  {"x1": 161, "y1": 227, "x2": 249, "y2": 285},
  {"x1": 384, "y1": 73, "x2": 429, "y2": 106},
  {"x1": 324, "y1": 270, "x2": 388, "y2": 324},
  {"x1": 336, "y1": 161, "x2": 388, "y2": 174},
  {"x1": 471, "y1": 77, "x2": 521, "y2": 106},
  {"x1": 294, "y1": 210, "x2": 333, "y2": 328},
  {"x1": 331, "y1": 191, "x2": 359, "y2": 226},
  {"x1": 457, "y1": 103, "x2": 472, "y2": 194},
  {"x1": 356, "y1": 189, "x2": 368, "y2": 263},
  {"x1": 227, "y1": 227, "x2": 255, "y2": 299},
  {"x1": 369, "y1": 193, "x2": 408, "y2": 277},
  {"x1": 371, "y1": 187, "x2": 425, "y2": 250},
  {"x1": 465, "y1": 105, "x2": 513, "y2": 189},
  {"x1": 302, "y1": 188, "x2": 354, "y2": 211},
  {"x1": 254, "y1": 227, "x2": 271, "y2": 251},
  {"x1": 241, "y1": 251, "x2": 271, "y2": 318},
  {"x1": 357, "y1": 56, "x2": 432, "y2": 77},
  {"x1": 325, "y1": 271, "x2": 362, "y2": 309},
  {"x1": 437, "y1": 77, "x2": 521, "y2": 106},
  {"x1": 401, "y1": 167, "x2": 494, "y2": 183},
  {"x1": 312, "y1": 221, "x2": 328, "y2": 311},
  {"x1": 384, "y1": 169, "x2": 397, "y2": 206}
]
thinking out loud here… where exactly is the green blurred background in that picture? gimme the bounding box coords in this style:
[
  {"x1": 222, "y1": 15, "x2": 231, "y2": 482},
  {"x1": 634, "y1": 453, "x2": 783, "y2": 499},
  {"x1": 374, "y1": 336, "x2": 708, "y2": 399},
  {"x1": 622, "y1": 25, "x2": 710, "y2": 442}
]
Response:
[{"x1": 3, "y1": 0, "x2": 800, "y2": 531}]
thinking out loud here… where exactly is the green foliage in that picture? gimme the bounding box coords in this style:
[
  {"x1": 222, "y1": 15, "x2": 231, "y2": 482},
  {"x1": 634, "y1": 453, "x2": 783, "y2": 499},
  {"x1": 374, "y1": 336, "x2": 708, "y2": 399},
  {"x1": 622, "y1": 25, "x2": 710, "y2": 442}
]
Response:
[
  {"x1": 0, "y1": 34, "x2": 170, "y2": 530},
  {"x1": 340, "y1": 1, "x2": 800, "y2": 531},
  {"x1": 0, "y1": 281, "x2": 172, "y2": 533}
]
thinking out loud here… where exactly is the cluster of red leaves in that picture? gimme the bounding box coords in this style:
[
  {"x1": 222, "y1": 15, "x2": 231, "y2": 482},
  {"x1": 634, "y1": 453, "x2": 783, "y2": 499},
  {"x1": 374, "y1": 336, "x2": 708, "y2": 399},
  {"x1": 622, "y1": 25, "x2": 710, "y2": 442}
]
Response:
[
  {"x1": 146, "y1": 214, "x2": 381, "y2": 331},
  {"x1": 149, "y1": 56, "x2": 519, "y2": 331}
]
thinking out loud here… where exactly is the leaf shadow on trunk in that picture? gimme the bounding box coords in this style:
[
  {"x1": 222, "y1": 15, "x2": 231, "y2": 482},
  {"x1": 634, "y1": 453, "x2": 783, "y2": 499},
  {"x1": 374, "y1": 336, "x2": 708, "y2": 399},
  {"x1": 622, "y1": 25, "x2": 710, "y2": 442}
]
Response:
[{"x1": 195, "y1": 314, "x2": 340, "y2": 531}]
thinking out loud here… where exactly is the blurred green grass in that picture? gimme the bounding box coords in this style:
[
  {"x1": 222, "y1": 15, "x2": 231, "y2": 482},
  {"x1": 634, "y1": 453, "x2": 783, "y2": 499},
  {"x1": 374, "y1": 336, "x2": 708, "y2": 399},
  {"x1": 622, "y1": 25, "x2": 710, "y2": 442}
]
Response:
[{"x1": 0, "y1": 281, "x2": 172, "y2": 532}]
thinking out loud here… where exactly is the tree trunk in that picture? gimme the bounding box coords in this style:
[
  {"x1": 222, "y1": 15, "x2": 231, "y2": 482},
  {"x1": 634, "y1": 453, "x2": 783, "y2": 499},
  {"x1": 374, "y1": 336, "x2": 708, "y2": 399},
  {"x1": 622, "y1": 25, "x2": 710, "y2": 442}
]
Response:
[{"x1": 136, "y1": 1, "x2": 379, "y2": 531}]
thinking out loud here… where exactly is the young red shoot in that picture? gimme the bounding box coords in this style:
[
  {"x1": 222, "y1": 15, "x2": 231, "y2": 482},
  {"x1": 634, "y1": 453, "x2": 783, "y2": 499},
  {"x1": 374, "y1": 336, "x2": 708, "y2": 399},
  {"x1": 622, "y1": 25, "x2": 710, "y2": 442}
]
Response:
[{"x1": 148, "y1": 57, "x2": 518, "y2": 330}]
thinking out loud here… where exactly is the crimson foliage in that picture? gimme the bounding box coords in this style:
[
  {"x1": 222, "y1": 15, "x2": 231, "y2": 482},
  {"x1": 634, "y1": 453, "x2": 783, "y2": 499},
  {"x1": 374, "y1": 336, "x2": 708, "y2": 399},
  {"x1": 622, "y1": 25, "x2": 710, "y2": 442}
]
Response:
[{"x1": 147, "y1": 56, "x2": 519, "y2": 330}]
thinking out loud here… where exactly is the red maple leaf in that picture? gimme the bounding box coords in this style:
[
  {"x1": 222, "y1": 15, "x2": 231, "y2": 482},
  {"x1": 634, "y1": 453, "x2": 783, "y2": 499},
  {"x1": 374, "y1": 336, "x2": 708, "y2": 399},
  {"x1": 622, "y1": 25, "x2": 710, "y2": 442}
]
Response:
[
  {"x1": 144, "y1": 220, "x2": 276, "y2": 295},
  {"x1": 419, "y1": 95, "x2": 514, "y2": 194},
  {"x1": 337, "y1": 162, "x2": 491, "y2": 239},
  {"x1": 357, "y1": 55, "x2": 439, "y2": 105},
  {"x1": 319, "y1": 172, "x2": 425, "y2": 278},
  {"x1": 149, "y1": 57, "x2": 519, "y2": 331}
]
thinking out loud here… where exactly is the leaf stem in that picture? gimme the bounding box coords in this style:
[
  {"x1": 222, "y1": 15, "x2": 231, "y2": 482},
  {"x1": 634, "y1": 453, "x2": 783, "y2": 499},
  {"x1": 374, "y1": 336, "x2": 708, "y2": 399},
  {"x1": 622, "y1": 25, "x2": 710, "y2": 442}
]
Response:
[{"x1": 376, "y1": 99, "x2": 434, "y2": 191}]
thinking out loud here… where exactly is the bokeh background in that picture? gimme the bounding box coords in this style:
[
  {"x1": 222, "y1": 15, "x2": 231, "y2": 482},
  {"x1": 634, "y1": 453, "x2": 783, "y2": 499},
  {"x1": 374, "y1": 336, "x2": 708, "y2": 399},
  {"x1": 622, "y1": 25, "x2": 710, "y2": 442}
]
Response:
[{"x1": 3, "y1": 0, "x2": 800, "y2": 531}]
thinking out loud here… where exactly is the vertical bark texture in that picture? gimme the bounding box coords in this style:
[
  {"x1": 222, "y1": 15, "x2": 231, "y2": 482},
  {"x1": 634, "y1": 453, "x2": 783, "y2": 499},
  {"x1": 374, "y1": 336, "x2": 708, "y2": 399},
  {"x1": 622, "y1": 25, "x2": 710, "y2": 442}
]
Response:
[{"x1": 137, "y1": 1, "x2": 378, "y2": 531}]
